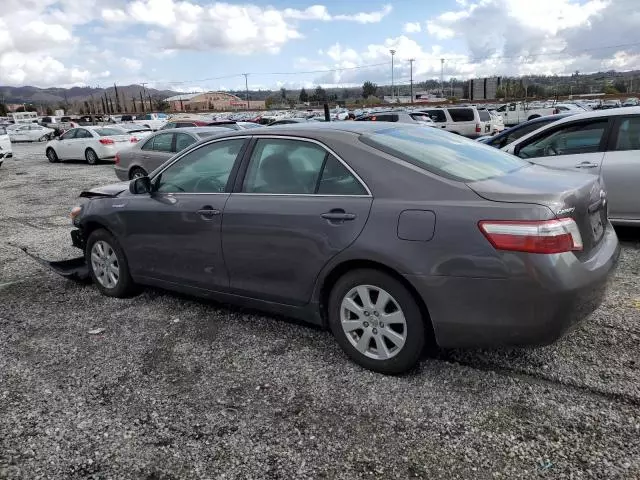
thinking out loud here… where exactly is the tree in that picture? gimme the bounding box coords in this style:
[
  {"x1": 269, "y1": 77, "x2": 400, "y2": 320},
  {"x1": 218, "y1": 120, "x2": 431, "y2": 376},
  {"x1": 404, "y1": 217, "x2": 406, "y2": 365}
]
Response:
[
  {"x1": 312, "y1": 85, "x2": 327, "y2": 103},
  {"x1": 45, "y1": 106, "x2": 53, "y2": 116},
  {"x1": 265, "y1": 97, "x2": 275, "y2": 109},
  {"x1": 114, "y1": 83, "x2": 122, "y2": 112},
  {"x1": 299, "y1": 88, "x2": 309, "y2": 103},
  {"x1": 362, "y1": 81, "x2": 378, "y2": 99},
  {"x1": 604, "y1": 85, "x2": 619, "y2": 95},
  {"x1": 495, "y1": 86, "x2": 505, "y2": 99},
  {"x1": 613, "y1": 80, "x2": 627, "y2": 94},
  {"x1": 0, "y1": 103, "x2": 7, "y2": 116},
  {"x1": 280, "y1": 87, "x2": 287, "y2": 100}
]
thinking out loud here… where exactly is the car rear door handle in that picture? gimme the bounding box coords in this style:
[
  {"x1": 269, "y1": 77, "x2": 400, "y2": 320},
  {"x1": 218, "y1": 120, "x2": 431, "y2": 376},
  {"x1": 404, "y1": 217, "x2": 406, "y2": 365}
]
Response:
[
  {"x1": 321, "y1": 210, "x2": 356, "y2": 222},
  {"x1": 197, "y1": 207, "x2": 220, "y2": 218},
  {"x1": 575, "y1": 162, "x2": 599, "y2": 169}
]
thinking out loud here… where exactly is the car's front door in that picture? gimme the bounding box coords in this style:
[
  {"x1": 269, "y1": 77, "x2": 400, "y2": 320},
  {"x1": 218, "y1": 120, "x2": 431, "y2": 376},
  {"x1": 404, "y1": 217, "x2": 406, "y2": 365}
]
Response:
[
  {"x1": 55, "y1": 128, "x2": 78, "y2": 158},
  {"x1": 221, "y1": 137, "x2": 373, "y2": 306},
  {"x1": 119, "y1": 137, "x2": 248, "y2": 289},
  {"x1": 72, "y1": 128, "x2": 94, "y2": 158},
  {"x1": 601, "y1": 115, "x2": 640, "y2": 222},
  {"x1": 511, "y1": 118, "x2": 611, "y2": 173}
]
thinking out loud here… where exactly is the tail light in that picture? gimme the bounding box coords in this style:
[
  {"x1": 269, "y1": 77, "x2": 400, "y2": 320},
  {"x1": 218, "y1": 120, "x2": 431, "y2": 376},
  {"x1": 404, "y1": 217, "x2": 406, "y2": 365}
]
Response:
[
  {"x1": 475, "y1": 123, "x2": 481, "y2": 133},
  {"x1": 99, "y1": 138, "x2": 114, "y2": 145},
  {"x1": 114, "y1": 152, "x2": 120, "y2": 165},
  {"x1": 130, "y1": 137, "x2": 138, "y2": 143},
  {"x1": 479, "y1": 219, "x2": 583, "y2": 254},
  {"x1": 553, "y1": 108, "x2": 559, "y2": 114}
]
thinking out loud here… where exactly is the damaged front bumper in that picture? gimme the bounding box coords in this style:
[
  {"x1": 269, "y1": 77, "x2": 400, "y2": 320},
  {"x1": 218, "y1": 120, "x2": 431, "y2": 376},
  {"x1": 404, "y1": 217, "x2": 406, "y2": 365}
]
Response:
[{"x1": 17, "y1": 229, "x2": 90, "y2": 282}]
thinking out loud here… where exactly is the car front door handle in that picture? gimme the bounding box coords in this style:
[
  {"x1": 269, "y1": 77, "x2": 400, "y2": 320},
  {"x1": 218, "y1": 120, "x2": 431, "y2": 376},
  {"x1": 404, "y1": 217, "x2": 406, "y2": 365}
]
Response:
[
  {"x1": 197, "y1": 207, "x2": 221, "y2": 218},
  {"x1": 575, "y1": 162, "x2": 599, "y2": 169},
  {"x1": 321, "y1": 210, "x2": 356, "y2": 222}
]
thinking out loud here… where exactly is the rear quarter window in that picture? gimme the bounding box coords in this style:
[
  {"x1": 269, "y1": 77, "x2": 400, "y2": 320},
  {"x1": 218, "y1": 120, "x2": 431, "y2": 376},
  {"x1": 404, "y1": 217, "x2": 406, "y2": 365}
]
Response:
[
  {"x1": 360, "y1": 126, "x2": 529, "y2": 182},
  {"x1": 421, "y1": 110, "x2": 447, "y2": 122},
  {"x1": 478, "y1": 110, "x2": 491, "y2": 121},
  {"x1": 447, "y1": 108, "x2": 475, "y2": 122}
]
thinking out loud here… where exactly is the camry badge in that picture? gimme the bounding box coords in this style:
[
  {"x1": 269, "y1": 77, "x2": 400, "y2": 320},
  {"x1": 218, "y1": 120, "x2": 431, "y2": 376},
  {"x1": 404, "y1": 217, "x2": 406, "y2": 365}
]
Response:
[{"x1": 556, "y1": 207, "x2": 575, "y2": 216}]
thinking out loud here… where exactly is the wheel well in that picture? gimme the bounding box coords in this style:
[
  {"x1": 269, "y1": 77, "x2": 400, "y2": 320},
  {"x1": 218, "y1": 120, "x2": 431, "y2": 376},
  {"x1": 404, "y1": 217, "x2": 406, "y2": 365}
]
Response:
[
  {"x1": 319, "y1": 259, "x2": 435, "y2": 339},
  {"x1": 527, "y1": 115, "x2": 540, "y2": 121},
  {"x1": 82, "y1": 221, "x2": 114, "y2": 242}
]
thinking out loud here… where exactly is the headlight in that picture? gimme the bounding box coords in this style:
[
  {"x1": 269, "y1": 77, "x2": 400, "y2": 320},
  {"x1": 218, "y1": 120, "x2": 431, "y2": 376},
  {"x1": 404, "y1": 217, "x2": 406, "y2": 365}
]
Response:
[{"x1": 70, "y1": 205, "x2": 83, "y2": 224}]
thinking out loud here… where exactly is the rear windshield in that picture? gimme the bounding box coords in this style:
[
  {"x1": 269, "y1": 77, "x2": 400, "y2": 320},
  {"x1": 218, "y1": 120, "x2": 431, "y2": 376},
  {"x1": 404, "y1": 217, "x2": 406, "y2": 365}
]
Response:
[
  {"x1": 360, "y1": 126, "x2": 529, "y2": 182},
  {"x1": 95, "y1": 128, "x2": 125, "y2": 136},
  {"x1": 447, "y1": 108, "x2": 475, "y2": 122},
  {"x1": 478, "y1": 110, "x2": 491, "y2": 121}
]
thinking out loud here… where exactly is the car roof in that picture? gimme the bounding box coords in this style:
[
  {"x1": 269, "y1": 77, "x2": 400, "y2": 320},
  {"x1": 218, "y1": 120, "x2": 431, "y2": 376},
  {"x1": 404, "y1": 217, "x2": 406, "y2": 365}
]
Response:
[
  {"x1": 533, "y1": 106, "x2": 640, "y2": 125},
  {"x1": 205, "y1": 121, "x2": 411, "y2": 139},
  {"x1": 160, "y1": 126, "x2": 232, "y2": 134}
]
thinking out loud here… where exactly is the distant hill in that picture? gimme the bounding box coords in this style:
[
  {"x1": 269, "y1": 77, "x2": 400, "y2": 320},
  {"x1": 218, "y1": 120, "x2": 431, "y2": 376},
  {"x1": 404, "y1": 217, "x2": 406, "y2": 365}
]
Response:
[{"x1": 0, "y1": 84, "x2": 179, "y2": 105}]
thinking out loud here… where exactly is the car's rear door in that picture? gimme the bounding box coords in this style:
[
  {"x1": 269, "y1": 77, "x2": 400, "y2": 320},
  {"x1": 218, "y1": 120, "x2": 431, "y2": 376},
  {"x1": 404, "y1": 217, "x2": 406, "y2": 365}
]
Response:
[
  {"x1": 139, "y1": 132, "x2": 176, "y2": 172},
  {"x1": 510, "y1": 117, "x2": 611, "y2": 173},
  {"x1": 600, "y1": 115, "x2": 640, "y2": 222},
  {"x1": 221, "y1": 136, "x2": 373, "y2": 306}
]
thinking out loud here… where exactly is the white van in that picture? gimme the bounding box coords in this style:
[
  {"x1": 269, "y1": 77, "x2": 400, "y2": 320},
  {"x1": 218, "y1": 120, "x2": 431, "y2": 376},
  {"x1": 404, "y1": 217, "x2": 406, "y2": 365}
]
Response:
[{"x1": 420, "y1": 107, "x2": 491, "y2": 138}]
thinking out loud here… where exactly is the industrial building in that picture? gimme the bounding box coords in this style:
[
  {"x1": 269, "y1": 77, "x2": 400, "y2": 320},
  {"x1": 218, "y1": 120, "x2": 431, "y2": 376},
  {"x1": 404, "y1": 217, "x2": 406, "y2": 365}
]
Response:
[{"x1": 165, "y1": 92, "x2": 265, "y2": 112}]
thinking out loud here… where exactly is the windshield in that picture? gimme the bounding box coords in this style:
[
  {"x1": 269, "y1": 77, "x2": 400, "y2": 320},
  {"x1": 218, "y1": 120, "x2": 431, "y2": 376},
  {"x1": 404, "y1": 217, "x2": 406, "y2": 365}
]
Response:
[{"x1": 361, "y1": 126, "x2": 529, "y2": 182}]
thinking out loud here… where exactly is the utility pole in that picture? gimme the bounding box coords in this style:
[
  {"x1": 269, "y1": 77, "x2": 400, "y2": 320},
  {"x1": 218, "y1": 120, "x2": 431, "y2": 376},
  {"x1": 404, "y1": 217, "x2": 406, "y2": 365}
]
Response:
[
  {"x1": 243, "y1": 73, "x2": 250, "y2": 109},
  {"x1": 389, "y1": 49, "x2": 396, "y2": 103},
  {"x1": 440, "y1": 58, "x2": 445, "y2": 99},
  {"x1": 409, "y1": 58, "x2": 415, "y2": 103}
]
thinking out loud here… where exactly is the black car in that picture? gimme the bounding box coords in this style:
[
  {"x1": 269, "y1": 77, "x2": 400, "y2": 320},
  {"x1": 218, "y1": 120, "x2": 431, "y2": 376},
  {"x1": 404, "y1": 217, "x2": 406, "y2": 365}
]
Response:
[{"x1": 478, "y1": 113, "x2": 575, "y2": 149}]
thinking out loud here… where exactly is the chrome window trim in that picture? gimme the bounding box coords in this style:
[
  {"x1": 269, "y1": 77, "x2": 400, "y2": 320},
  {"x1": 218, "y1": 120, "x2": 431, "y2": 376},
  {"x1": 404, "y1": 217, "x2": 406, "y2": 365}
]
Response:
[
  {"x1": 241, "y1": 135, "x2": 373, "y2": 197},
  {"x1": 150, "y1": 134, "x2": 373, "y2": 198}
]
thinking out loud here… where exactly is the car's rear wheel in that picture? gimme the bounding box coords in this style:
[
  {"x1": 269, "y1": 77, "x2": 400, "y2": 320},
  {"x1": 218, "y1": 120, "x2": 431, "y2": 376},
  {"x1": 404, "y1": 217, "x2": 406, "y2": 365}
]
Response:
[
  {"x1": 129, "y1": 167, "x2": 147, "y2": 179},
  {"x1": 328, "y1": 269, "x2": 425, "y2": 374},
  {"x1": 46, "y1": 148, "x2": 59, "y2": 163},
  {"x1": 85, "y1": 148, "x2": 99, "y2": 165},
  {"x1": 86, "y1": 229, "x2": 137, "y2": 298},
  {"x1": 38, "y1": 134, "x2": 49, "y2": 142}
]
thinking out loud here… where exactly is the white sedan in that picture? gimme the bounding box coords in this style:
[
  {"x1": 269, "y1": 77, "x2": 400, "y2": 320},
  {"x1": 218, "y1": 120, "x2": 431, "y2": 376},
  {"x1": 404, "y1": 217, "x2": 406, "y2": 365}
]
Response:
[
  {"x1": 45, "y1": 126, "x2": 133, "y2": 165},
  {"x1": 8, "y1": 124, "x2": 55, "y2": 142}
]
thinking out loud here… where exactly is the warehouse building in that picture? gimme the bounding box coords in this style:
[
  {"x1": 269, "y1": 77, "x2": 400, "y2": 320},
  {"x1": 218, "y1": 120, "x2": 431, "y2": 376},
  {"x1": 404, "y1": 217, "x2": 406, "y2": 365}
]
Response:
[{"x1": 165, "y1": 91, "x2": 265, "y2": 111}]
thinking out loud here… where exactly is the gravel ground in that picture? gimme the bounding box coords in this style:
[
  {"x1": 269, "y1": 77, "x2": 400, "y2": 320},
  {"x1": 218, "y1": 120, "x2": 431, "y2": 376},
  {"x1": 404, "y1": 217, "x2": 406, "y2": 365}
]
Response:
[{"x1": 1, "y1": 143, "x2": 639, "y2": 480}]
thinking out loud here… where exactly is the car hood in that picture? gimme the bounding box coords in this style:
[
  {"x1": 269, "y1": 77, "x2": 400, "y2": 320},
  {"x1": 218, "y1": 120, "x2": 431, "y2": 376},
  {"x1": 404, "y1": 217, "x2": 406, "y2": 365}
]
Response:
[{"x1": 79, "y1": 181, "x2": 130, "y2": 199}]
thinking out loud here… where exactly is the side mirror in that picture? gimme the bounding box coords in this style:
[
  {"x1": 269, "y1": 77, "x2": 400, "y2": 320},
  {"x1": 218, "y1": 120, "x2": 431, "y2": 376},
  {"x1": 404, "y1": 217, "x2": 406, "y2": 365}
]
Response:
[{"x1": 129, "y1": 176, "x2": 151, "y2": 194}]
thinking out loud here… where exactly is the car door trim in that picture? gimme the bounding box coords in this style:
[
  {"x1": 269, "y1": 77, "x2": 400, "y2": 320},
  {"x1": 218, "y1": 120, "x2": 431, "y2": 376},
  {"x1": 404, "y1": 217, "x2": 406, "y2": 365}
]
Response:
[{"x1": 230, "y1": 134, "x2": 373, "y2": 197}]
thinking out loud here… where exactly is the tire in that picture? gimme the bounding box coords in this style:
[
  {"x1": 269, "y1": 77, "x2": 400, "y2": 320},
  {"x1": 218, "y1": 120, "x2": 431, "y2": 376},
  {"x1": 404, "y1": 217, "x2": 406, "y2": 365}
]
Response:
[
  {"x1": 129, "y1": 167, "x2": 147, "y2": 179},
  {"x1": 328, "y1": 269, "x2": 426, "y2": 375},
  {"x1": 38, "y1": 135, "x2": 49, "y2": 142},
  {"x1": 46, "y1": 148, "x2": 59, "y2": 163},
  {"x1": 85, "y1": 229, "x2": 138, "y2": 298},
  {"x1": 85, "y1": 148, "x2": 99, "y2": 165}
]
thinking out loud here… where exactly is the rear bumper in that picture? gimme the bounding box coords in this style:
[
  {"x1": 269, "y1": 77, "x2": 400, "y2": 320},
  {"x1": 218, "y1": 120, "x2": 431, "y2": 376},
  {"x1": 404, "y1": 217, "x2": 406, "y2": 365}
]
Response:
[
  {"x1": 114, "y1": 165, "x2": 129, "y2": 181},
  {"x1": 405, "y1": 224, "x2": 620, "y2": 348}
]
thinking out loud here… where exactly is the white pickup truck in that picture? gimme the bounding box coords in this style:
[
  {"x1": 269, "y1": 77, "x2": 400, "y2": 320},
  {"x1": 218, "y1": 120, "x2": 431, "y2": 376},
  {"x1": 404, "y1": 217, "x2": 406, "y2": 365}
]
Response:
[
  {"x1": 132, "y1": 113, "x2": 168, "y2": 131},
  {"x1": 494, "y1": 102, "x2": 556, "y2": 126}
]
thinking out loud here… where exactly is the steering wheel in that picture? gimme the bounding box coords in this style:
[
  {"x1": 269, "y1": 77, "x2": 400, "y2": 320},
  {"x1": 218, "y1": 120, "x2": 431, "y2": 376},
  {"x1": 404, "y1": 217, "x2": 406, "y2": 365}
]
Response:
[{"x1": 194, "y1": 177, "x2": 225, "y2": 193}]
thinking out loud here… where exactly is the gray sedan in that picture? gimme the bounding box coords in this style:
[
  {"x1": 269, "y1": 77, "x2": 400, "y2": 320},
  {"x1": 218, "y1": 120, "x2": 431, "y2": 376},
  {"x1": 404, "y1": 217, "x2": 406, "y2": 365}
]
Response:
[
  {"x1": 65, "y1": 123, "x2": 618, "y2": 374},
  {"x1": 114, "y1": 127, "x2": 231, "y2": 180}
]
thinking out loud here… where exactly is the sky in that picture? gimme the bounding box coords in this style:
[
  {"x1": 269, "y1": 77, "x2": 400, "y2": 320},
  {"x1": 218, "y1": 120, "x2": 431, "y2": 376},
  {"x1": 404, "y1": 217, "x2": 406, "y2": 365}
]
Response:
[{"x1": 0, "y1": 0, "x2": 639, "y2": 92}]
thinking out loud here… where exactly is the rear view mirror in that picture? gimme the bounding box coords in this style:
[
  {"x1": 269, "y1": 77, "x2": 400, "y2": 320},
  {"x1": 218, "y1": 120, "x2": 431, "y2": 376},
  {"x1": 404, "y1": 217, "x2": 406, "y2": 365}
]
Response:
[{"x1": 129, "y1": 176, "x2": 151, "y2": 194}]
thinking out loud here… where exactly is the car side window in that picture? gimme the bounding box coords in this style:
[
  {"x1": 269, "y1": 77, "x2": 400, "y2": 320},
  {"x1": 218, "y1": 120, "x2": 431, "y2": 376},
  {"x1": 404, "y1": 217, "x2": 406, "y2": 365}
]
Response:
[
  {"x1": 151, "y1": 133, "x2": 174, "y2": 153},
  {"x1": 155, "y1": 139, "x2": 245, "y2": 194},
  {"x1": 447, "y1": 108, "x2": 475, "y2": 122},
  {"x1": 613, "y1": 117, "x2": 640, "y2": 151},
  {"x1": 242, "y1": 139, "x2": 327, "y2": 194},
  {"x1": 517, "y1": 120, "x2": 609, "y2": 159},
  {"x1": 422, "y1": 110, "x2": 446, "y2": 122},
  {"x1": 317, "y1": 155, "x2": 367, "y2": 195},
  {"x1": 76, "y1": 129, "x2": 93, "y2": 139},
  {"x1": 175, "y1": 133, "x2": 196, "y2": 152},
  {"x1": 60, "y1": 129, "x2": 77, "y2": 140}
]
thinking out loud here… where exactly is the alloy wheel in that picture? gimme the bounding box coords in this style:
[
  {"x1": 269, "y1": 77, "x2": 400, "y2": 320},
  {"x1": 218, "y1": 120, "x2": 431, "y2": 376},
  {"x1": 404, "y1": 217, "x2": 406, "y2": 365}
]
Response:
[
  {"x1": 90, "y1": 240, "x2": 120, "y2": 289},
  {"x1": 340, "y1": 285, "x2": 407, "y2": 360}
]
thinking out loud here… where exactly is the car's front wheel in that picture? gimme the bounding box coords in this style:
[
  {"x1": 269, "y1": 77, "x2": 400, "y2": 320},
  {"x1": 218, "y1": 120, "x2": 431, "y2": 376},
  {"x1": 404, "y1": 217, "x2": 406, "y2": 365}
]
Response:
[
  {"x1": 46, "y1": 148, "x2": 59, "y2": 163},
  {"x1": 86, "y1": 229, "x2": 137, "y2": 298},
  {"x1": 328, "y1": 269, "x2": 426, "y2": 374}
]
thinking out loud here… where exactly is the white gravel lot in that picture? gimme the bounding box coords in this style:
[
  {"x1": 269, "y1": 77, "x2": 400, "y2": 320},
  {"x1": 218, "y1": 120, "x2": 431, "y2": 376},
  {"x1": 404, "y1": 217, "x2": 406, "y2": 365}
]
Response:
[{"x1": 1, "y1": 143, "x2": 639, "y2": 479}]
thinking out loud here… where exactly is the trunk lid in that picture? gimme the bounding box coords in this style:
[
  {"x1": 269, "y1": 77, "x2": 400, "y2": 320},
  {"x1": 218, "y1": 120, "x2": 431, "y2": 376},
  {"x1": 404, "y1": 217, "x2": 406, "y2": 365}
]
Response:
[{"x1": 467, "y1": 165, "x2": 607, "y2": 257}]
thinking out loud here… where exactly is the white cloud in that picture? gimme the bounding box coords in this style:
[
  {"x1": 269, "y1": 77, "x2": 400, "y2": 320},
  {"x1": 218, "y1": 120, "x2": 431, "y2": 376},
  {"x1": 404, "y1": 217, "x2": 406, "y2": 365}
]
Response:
[
  {"x1": 403, "y1": 22, "x2": 422, "y2": 34},
  {"x1": 283, "y1": 4, "x2": 392, "y2": 23},
  {"x1": 122, "y1": 58, "x2": 143, "y2": 72}
]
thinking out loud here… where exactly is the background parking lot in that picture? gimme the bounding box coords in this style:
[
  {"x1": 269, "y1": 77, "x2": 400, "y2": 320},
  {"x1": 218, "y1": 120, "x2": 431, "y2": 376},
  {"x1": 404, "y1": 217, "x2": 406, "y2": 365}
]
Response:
[{"x1": 1, "y1": 144, "x2": 639, "y2": 479}]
